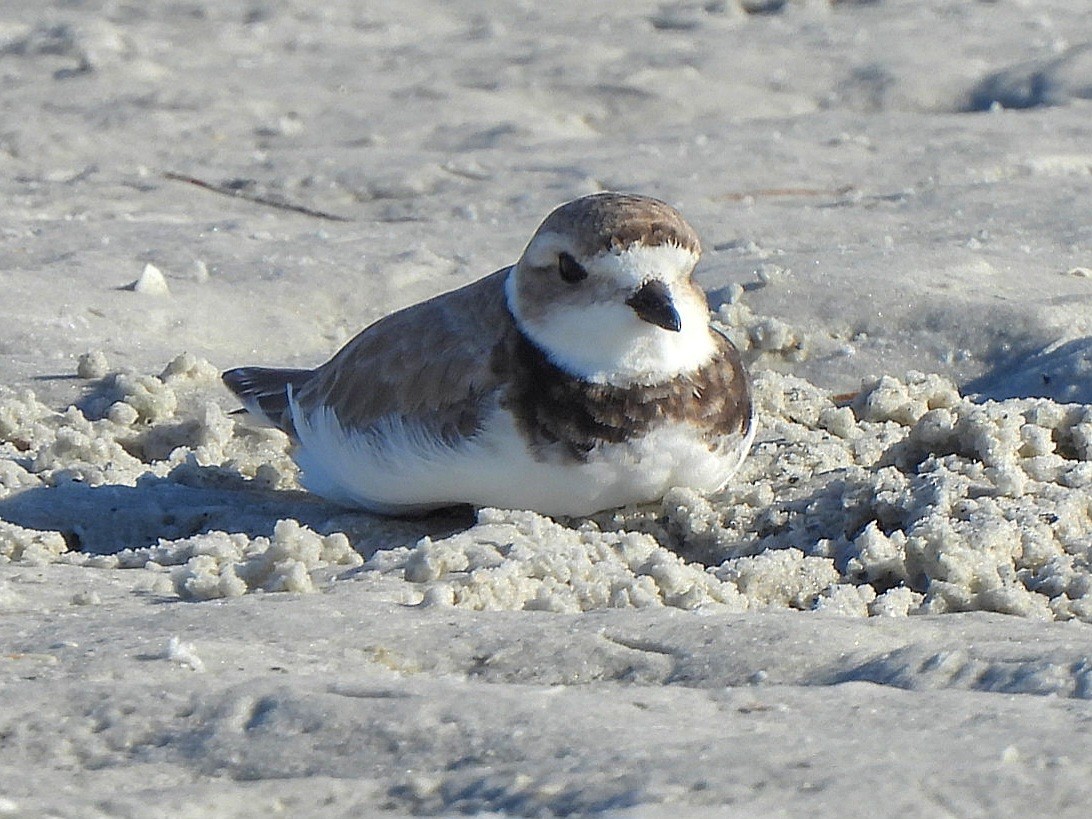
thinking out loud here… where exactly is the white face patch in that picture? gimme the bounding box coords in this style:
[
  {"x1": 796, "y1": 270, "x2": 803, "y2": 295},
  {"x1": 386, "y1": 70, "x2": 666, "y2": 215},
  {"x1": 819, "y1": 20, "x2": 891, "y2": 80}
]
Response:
[
  {"x1": 521, "y1": 236, "x2": 698, "y2": 290},
  {"x1": 508, "y1": 243, "x2": 717, "y2": 386},
  {"x1": 519, "y1": 230, "x2": 574, "y2": 270},
  {"x1": 520, "y1": 296, "x2": 715, "y2": 385},
  {"x1": 584, "y1": 242, "x2": 699, "y2": 290}
]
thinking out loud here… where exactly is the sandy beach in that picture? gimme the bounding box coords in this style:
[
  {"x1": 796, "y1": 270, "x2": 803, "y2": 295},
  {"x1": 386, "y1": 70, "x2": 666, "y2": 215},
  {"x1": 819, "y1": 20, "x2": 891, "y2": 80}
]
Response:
[{"x1": 2, "y1": 1, "x2": 1092, "y2": 816}]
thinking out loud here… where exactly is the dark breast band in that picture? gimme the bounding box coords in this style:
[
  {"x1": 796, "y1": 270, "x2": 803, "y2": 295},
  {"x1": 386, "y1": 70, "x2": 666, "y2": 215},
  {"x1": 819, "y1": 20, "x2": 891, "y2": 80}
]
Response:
[{"x1": 497, "y1": 330, "x2": 752, "y2": 461}]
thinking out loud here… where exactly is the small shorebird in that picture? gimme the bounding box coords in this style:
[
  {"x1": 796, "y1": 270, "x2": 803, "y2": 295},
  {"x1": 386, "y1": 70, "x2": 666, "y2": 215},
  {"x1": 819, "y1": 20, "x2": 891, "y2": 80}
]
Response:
[{"x1": 223, "y1": 192, "x2": 754, "y2": 516}]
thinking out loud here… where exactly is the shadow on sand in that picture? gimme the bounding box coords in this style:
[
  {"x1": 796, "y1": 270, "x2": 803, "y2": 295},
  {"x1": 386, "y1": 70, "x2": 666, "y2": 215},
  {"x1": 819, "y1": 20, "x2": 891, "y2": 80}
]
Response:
[
  {"x1": 0, "y1": 474, "x2": 473, "y2": 558},
  {"x1": 963, "y1": 336, "x2": 1092, "y2": 404}
]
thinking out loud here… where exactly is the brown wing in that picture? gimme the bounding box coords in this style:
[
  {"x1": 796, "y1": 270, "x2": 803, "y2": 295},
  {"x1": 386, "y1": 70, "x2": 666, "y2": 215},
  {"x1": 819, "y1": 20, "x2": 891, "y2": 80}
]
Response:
[{"x1": 292, "y1": 268, "x2": 516, "y2": 441}]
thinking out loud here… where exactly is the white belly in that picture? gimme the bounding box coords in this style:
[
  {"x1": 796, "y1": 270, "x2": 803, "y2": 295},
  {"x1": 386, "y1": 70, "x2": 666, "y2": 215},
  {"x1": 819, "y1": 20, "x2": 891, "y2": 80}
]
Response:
[{"x1": 290, "y1": 403, "x2": 754, "y2": 517}]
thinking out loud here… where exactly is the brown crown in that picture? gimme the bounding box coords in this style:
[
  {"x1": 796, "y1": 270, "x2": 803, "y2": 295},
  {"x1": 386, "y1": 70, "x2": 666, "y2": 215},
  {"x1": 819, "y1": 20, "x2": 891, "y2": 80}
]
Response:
[{"x1": 532, "y1": 192, "x2": 701, "y2": 257}]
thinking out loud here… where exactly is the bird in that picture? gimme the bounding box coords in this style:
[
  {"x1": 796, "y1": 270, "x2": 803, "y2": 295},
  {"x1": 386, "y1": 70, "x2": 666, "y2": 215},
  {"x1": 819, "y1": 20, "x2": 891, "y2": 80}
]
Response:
[{"x1": 222, "y1": 192, "x2": 754, "y2": 517}]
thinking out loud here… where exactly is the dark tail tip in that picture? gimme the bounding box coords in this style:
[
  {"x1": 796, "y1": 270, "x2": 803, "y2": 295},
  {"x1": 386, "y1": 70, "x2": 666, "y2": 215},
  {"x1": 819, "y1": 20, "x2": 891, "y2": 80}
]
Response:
[{"x1": 222, "y1": 366, "x2": 313, "y2": 438}]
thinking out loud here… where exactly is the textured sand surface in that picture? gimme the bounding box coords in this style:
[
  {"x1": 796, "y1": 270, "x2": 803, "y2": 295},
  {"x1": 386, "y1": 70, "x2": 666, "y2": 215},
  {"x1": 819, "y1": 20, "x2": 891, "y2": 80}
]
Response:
[{"x1": 3, "y1": 1, "x2": 1092, "y2": 816}]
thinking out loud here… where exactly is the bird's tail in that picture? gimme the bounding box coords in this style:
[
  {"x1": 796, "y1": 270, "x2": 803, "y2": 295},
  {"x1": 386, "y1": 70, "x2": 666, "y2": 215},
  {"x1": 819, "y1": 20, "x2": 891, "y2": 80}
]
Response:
[{"x1": 221, "y1": 366, "x2": 313, "y2": 438}]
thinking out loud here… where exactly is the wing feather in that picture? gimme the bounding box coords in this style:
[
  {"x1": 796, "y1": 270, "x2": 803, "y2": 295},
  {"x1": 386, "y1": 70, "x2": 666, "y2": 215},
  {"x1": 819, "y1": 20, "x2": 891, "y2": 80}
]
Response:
[
  {"x1": 292, "y1": 268, "x2": 516, "y2": 440},
  {"x1": 222, "y1": 366, "x2": 314, "y2": 435}
]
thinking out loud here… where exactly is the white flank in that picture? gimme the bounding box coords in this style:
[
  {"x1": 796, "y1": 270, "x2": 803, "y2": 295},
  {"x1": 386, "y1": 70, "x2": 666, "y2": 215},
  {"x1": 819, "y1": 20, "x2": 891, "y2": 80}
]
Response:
[{"x1": 289, "y1": 394, "x2": 754, "y2": 517}]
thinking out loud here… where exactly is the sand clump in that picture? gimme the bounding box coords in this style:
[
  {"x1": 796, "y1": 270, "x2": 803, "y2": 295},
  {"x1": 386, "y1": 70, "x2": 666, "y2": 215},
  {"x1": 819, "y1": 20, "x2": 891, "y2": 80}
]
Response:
[
  {"x1": 0, "y1": 352, "x2": 296, "y2": 491},
  {"x1": 112, "y1": 519, "x2": 364, "y2": 601},
  {"x1": 0, "y1": 355, "x2": 356, "y2": 598},
  {"x1": 0, "y1": 520, "x2": 69, "y2": 565},
  {"x1": 648, "y1": 370, "x2": 1092, "y2": 621},
  {"x1": 3, "y1": 355, "x2": 1092, "y2": 619},
  {"x1": 365, "y1": 508, "x2": 747, "y2": 613}
]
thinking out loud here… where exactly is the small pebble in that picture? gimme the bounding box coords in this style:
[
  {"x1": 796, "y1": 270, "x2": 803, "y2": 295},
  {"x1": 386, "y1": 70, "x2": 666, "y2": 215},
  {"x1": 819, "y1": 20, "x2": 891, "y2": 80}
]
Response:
[
  {"x1": 130, "y1": 263, "x2": 170, "y2": 296},
  {"x1": 76, "y1": 350, "x2": 109, "y2": 379}
]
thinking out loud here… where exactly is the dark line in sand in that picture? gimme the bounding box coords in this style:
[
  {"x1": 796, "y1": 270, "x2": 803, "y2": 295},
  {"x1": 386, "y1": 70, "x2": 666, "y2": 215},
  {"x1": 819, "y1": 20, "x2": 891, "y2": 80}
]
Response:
[
  {"x1": 713, "y1": 185, "x2": 857, "y2": 202},
  {"x1": 163, "y1": 172, "x2": 353, "y2": 222}
]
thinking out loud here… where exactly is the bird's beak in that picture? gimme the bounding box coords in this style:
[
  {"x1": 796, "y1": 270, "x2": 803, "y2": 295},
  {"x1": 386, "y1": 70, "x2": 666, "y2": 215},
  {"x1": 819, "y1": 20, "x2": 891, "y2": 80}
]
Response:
[{"x1": 625, "y1": 279, "x2": 682, "y2": 332}]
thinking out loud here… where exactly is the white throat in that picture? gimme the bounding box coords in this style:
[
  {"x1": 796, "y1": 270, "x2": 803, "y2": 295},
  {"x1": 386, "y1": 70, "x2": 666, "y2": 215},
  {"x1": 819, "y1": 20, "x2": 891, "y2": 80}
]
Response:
[{"x1": 505, "y1": 246, "x2": 718, "y2": 387}]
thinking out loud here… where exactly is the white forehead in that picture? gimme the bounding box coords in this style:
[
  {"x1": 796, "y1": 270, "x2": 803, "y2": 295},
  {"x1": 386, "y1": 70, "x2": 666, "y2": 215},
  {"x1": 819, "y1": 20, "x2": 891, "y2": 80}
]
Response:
[{"x1": 521, "y1": 231, "x2": 699, "y2": 285}]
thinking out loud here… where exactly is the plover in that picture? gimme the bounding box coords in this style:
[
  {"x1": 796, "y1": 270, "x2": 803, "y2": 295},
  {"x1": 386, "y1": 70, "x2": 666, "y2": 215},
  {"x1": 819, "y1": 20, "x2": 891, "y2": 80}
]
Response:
[{"x1": 223, "y1": 192, "x2": 754, "y2": 516}]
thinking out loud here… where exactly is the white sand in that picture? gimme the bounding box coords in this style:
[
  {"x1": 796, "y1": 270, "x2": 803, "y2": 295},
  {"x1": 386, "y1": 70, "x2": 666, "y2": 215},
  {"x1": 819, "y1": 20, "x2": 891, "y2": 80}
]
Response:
[{"x1": 3, "y1": 0, "x2": 1092, "y2": 815}]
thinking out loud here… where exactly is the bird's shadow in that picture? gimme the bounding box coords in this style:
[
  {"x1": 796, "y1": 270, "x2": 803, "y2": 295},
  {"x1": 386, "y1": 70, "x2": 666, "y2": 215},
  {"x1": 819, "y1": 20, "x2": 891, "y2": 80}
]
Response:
[{"x1": 0, "y1": 471, "x2": 473, "y2": 558}]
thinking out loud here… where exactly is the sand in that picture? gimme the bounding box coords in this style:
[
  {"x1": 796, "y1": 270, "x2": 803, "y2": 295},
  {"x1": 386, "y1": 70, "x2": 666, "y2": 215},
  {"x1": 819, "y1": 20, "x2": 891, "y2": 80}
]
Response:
[{"x1": 3, "y1": 0, "x2": 1092, "y2": 816}]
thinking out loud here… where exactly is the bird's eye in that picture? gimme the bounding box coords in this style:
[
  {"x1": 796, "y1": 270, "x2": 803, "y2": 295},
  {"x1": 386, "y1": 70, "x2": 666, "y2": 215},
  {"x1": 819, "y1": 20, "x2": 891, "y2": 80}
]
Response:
[{"x1": 558, "y1": 252, "x2": 588, "y2": 284}]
